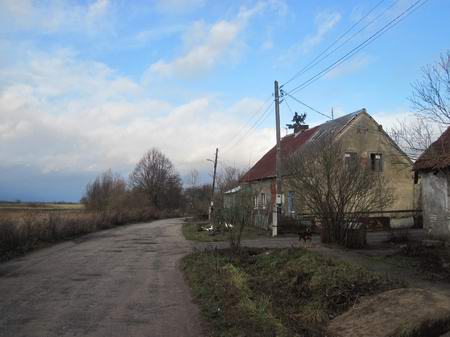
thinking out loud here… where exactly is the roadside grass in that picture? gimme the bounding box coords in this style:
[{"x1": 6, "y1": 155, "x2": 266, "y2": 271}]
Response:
[
  {"x1": 182, "y1": 220, "x2": 270, "y2": 242},
  {"x1": 0, "y1": 208, "x2": 180, "y2": 262},
  {"x1": 374, "y1": 244, "x2": 450, "y2": 282},
  {"x1": 182, "y1": 247, "x2": 403, "y2": 337}
]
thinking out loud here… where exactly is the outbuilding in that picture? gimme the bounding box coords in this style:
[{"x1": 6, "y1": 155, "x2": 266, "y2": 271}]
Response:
[{"x1": 413, "y1": 127, "x2": 450, "y2": 240}]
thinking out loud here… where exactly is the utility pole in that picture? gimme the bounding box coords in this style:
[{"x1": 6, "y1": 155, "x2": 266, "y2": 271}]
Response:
[
  {"x1": 331, "y1": 107, "x2": 334, "y2": 120},
  {"x1": 209, "y1": 148, "x2": 219, "y2": 222},
  {"x1": 273, "y1": 81, "x2": 282, "y2": 237}
]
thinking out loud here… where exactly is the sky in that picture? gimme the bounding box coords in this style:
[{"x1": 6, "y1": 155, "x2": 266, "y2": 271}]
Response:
[{"x1": 0, "y1": 0, "x2": 449, "y2": 202}]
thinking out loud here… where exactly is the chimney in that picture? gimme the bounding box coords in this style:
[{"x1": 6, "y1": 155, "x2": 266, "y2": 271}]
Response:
[{"x1": 294, "y1": 124, "x2": 309, "y2": 133}]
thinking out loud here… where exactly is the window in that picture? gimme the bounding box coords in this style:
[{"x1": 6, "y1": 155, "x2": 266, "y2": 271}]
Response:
[
  {"x1": 370, "y1": 153, "x2": 383, "y2": 172},
  {"x1": 254, "y1": 195, "x2": 258, "y2": 209},
  {"x1": 260, "y1": 193, "x2": 266, "y2": 209},
  {"x1": 288, "y1": 191, "x2": 295, "y2": 214},
  {"x1": 344, "y1": 152, "x2": 357, "y2": 168}
]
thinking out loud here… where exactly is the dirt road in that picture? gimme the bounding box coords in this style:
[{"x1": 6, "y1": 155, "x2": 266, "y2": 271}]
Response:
[{"x1": 0, "y1": 219, "x2": 204, "y2": 337}]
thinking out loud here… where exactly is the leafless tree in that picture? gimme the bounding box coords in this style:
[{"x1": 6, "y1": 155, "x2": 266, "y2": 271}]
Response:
[
  {"x1": 129, "y1": 148, "x2": 183, "y2": 209},
  {"x1": 287, "y1": 135, "x2": 394, "y2": 247},
  {"x1": 411, "y1": 51, "x2": 450, "y2": 125},
  {"x1": 214, "y1": 165, "x2": 244, "y2": 207},
  {"x1": 389, "y1": 116, "x2": 441, "y2": 161},
  {"x1": 83, "y1": 170, "x2": 127, "y2": 211},
  {"x1": 219, "y1": 186, "x2": 256, "y2": 254},
  {"x1": 388, "y1": 51, "x2": 449, "y2": 160}
]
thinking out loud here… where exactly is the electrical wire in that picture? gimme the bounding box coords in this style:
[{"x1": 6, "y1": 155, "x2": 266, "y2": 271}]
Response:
[
  {"x1": 220, "y1": 95, "x2": 272, "y2": 153},
  {"x1": 282, "y1": 0, "x2": 388, "y2": 88},
  {"x1": 283, "y1": 91, "x2": 331, "y2": 119},
  {"x1": 285, "y1": 0, "x2": 428, "y2": 96},
  {"x1": 222, "y1": 101, "x2": 274, "y2": 155}
]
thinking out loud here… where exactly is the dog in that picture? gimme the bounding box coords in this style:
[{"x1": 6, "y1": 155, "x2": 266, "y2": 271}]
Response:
[{"x1": 298, "y1": 227, "x2": 312, "y2": 245}]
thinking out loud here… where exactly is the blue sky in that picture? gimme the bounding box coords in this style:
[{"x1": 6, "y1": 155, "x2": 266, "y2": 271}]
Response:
[{"x1": 0, "y1": 0, "x2": 448, "y2": 202}]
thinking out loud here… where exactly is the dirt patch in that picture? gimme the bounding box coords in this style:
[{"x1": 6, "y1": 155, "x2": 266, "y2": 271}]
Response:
[{"x1": 328, "y1": 288, "x2": 450, "y2": 337}]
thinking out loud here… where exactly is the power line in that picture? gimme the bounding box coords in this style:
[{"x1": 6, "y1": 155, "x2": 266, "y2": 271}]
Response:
[
  {"x1": 286, "y1": 0, "x2": 428, "y2": 96},
  {"x1": 282, "y1": 0, "x2": 388, "y2": 88},
  {"x1": 284, "y1": 98, "x2": 294, "y2": 115},
  {"x1": 222, "y1": 101, "x2": 274, "y2": 155},
  {"x1": 283, "y1": 91, "x2": 331, "y2": 119},
  {"x1": 220, "y1": 95, "x2": 272, "y2": 153}
]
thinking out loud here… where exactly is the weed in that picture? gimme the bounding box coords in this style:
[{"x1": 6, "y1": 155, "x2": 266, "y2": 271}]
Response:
[{"x1": 183, "y1": 247, "x2": 401, "y2": 337}]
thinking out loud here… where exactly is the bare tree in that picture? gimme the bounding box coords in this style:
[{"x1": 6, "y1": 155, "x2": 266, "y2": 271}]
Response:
[
  {"x1": 83, "y1": 170, "x2": 127, "y2": 211},
  {"x1": 389, "y1": 51, "x2": 449, "y2": 160},
  {"x1": 287, "y1": 135, "x2": 394, "y2": 247},
  {"x1": 219, "y1": 187, "x2": 256, "y2": 254},
  {"x1": 389, "y1": 116, "x2": 440, "y2": 161},
  {"x1": 411, "y1": 51, "x2": 450, "y2": 125},
  {"x1": 214, "y1": 166, "x2": 243, "y2": 207},
  {"x1": 129, "y1": 148, "x2": 183, "y2": 209}
]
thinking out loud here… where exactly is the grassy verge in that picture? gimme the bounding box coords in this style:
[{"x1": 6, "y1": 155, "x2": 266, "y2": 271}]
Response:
[
  {"x1": 182, "y1": 221, "x2": 269, "y2": 242},
  {"x1": 0, "y1": 208, "x2": 181, "y2": 262},
  {"x1": 182, "y1": 247, "x2": 403, "y2": 337}
]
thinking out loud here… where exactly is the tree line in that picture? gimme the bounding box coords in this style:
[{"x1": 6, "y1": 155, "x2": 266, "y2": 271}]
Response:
[{"x1": 82, "y1": 148, "x2": 243, "y2": 218}]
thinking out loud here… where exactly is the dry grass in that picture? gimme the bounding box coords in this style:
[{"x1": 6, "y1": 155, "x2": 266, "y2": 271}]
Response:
[
  {"x1": 0, "y1": 207, "x2": 170, "y2": 261},
  {"x1": 0, "y1": 202, "x2": 84, "y2": 214}
]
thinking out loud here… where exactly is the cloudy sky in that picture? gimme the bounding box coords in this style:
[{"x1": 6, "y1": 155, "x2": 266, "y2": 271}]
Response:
[{"x1": 0, "y1": 0, "x2": 449, "y2": 202}]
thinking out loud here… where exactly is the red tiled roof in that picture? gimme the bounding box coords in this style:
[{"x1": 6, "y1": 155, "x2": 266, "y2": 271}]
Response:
[
  {"x1": 240, "y1": 126, "x2": 319, "y2": 182},
  {"x1": 413, "y1": 126, "x2": 450, "y2": 171}
]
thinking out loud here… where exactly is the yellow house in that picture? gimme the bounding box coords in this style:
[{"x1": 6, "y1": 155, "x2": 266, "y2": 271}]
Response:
[{"x1": 239, "y1": 109, "x2": 417, "y2": 230}]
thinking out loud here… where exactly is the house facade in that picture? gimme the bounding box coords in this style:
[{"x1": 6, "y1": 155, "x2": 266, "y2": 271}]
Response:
[
  {"x1": 239, "y1": 109, "x2": 417, "y2": 230},
  {"x1": 413, "y1": 127, "x2": 450, "y2": 240}
]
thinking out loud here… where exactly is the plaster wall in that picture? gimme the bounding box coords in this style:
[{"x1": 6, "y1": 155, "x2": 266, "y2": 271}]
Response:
[{"x1": 421, "y1": 171, "x2": 450, "y2": 240}]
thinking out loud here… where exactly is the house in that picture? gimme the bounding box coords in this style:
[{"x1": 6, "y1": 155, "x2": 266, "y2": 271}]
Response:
[
  {"x1": 413, "y1": 127, "x2": 450, "y2": 240},
  {"x1": 239, "y1": 108, "x2": 417, "y2": 230}
]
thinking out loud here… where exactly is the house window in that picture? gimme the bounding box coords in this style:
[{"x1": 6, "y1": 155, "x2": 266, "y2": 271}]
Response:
[
  {"x1": 260, "y1": 193, "x2": 266, "y2": 209},
  {"x1": 254, "y1": 195, "x2": 258, "y2": 209},
  {"x1": 288, "y1": 191, "x2": 295, "y2": 214},
  {"x1": 344, "y1": 152, "x2": 357, "y2": 168},
  {"x1": 370, "y1": 153, "x2": 383, "y2": 172}
]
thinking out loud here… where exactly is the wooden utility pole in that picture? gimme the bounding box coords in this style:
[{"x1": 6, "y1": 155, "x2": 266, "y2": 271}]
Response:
[
  {"x1": 273, "y1": 81, "x2": 282, "y2": 237},
  {"x1": 209, "y1": 148, "x2": 219, "y2": 222}
]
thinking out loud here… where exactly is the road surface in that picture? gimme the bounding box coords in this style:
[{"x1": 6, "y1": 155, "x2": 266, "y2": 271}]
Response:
[{"x1": 0, "y1": 218, "x2": 204, "y2": 337}]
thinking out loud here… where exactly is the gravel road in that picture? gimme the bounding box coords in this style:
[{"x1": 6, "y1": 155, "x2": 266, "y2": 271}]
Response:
[{"x1": 0, "y1": 218, "x2": 204, "y2": 337}]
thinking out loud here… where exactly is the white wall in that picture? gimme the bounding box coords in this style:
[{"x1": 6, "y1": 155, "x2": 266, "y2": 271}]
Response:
[{"x1": 422, "y1": 171, "x2": 450, "y2": 240}]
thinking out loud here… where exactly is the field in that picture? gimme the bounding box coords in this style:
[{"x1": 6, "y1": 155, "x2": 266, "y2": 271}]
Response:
[{"x1": 0, "y1": 202, "x2": 84, "y2": 215}]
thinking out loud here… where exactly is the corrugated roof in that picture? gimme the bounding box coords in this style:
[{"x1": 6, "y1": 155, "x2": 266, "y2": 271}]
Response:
[
  {"x1": 413, "y1": 126, "x2": 450, "y2": 171},
  {"x1": 240, "y1": 109, "x2": 365, "y2": 182}
]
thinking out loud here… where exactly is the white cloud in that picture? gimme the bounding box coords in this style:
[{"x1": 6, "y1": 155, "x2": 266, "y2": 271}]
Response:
[
  {"x1": 146, "y1": 2, "x2": 271, "y2": 79},
  {"x1": 299, "y1": 10, "x2": 341, "y2": 54},
  {"x1": 0, "y1": 51, "x2": 273, "y2": 182}
]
